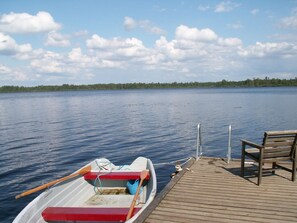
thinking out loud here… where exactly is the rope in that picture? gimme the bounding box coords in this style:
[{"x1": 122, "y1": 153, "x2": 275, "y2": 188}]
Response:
[
  {"x1": 92, "y1": 157, "x2": 193, "y2": 193},
  {"x1": 153, "y1": 156, "x2": 192, "y2": 167},
  {"x1": 93, "y1": 160, "x2": 112, "y2": 194},
  {"x1": 93, "y1": 160, "x2": 131, "y2": 194}
]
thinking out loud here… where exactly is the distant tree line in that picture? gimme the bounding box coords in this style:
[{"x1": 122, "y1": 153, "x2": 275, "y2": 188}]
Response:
[{"x1": 1, "y1": 77, "x2": 297, "y2": 93}]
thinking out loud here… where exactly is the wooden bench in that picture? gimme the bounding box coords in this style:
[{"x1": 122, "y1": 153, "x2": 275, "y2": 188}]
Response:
[
  {"x1": 84, "y1": 171, "x2": 150, "y2": 181},
  {"x1": 241, "y1": 130, "x2": 297, "y2": 185},
  {"x1": 42, "y1": 207, "x2": 141, "y2": 222}
]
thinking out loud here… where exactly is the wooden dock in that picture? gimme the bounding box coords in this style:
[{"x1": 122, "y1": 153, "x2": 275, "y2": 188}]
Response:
[{"x1": 137, "y1": 157, "x2": 297, "y2": 223}]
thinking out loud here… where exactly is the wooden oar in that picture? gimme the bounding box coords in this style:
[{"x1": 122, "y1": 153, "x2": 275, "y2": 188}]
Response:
[
  {"x1": 15, "y1": 165, "x2": 91, "y2": 199},
  {"x1": 126, "y1": 170, "x2": 149, "y2": 221}
]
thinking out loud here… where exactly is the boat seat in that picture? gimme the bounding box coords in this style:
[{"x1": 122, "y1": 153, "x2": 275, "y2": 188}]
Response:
[
  {"x1": 42, "y1": 207, "x2": 141, "y2": 222},
  {"x1": 84, "y1": 171, "x2": 150, "y2": 181}
]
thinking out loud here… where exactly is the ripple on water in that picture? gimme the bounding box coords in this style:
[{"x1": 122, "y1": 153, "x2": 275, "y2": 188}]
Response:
[{"x1": 1, "y1": 88, "x2": 297, "y2": 222}]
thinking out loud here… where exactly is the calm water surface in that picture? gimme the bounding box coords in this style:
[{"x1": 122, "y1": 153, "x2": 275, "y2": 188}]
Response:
[{"x1": 1, "y1": 87, "x2": 297, "y2": 222}]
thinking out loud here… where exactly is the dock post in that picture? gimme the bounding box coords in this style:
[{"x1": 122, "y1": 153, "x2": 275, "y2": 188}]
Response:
[
  {"x1": 227, "y1": 125, "x2": 232, "y2": 163},
  {"x1": 196, "y1": 123, "x2": 202, "y2": 160}
]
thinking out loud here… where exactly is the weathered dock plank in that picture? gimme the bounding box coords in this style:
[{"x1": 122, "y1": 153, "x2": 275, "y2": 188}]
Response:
[{"x1": 141, "y1": 157, "x2": 297, "y2": 223}]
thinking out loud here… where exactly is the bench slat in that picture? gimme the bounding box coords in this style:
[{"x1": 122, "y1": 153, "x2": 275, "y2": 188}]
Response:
[
  {"x1": 84, "y1": 172, "x2": 150, "y2": 180},
  {"x1": 42, "y1": 207, "x2": 141, "y2": 222}
]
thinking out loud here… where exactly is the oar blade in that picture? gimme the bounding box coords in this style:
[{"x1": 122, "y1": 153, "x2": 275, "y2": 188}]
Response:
[
  {"x1": 140, "y1": 170, "x2": 149, "y2": 180},
  {"x1": 15, "y1": 165, "x2": 92, "y2": 199},
  {"x1": 126, "y1": 169, "x2": 149, "y2": 221}
]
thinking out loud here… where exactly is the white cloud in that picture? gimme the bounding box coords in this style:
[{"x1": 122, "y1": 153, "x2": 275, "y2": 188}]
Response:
[
  {"x1": 124, "y1": 17, "x2": 137, "y2": 30},
  {"x1": 0, "y1": 32, "x2": 46, "y2": 61},
  {"x1": 86, "y1": 35, "x2": 153, "y2": 69},
  {"x1": 155, "y1": 36, "x2": 183, "y2": 60},
  {"x1": 280, "y1": 15, "x2": 297, "y2": 29},
  {"x1": 279, "y1": 7, "x2": 297, "y2": 29},
  {"x1": 86, "y1": 34, "x2": 130, "y2": 49},
  {"x1": 227, "y1": 22, "x2": 243, "y2": 29},
  {"x1": 3, "y1": 20, "x2": 295, "y2": 84},
  {"x1": 250, "y1": 9, "x2": 260, "y2": 15},
  {"x1": 45, "y1": 31, "x2": 71, "y2": 47},
  {"x1": 30, "y1": 51, "x2": 64, "y2": 73},
  {"x1": 0, "y1": 32, "x2": 32, "y2": 55},
  {"x1": 175, "y1": 25, "x2": 217, "y2": 42},
  {"x1": 215, "y1": 1, "x2": 240, "y2": 13},
  {"x1": 123, "y1": 16, "x2": 166, "y2": 35},
  {"x1": 238, "y1": 42, "x2": 297, "y2": 58},
  {"x1": 87, "y1": 34, "x2": 143, "y2": 49},
  {"x1": 29, "y1": 49, "x2": 89, "y2": 79},
  {"x1": 14, "y1": 48, "x2": 44, "y2": 61},
  {"x1": 30, "y1": 44, "x2": 128, "y2": 77},
  {"x1": 67, "y1": 47, "x2": 105, "y2": 69},
  {"x1": 73, "y1": 30, "x2": 88, "y2": 37},
  {"x1": 0, "y1": 11, "x2": 61, "y2": 34},
  {"x1": 0, "y1": 64, "x2": 11, "y2": 73},
  {"x1": 37, "y1": 30, "x2": 296, "y2": 82},
  {"x1": 68, "y1": 48, "x2": 88, "y2": 62},
  {"x1": 81, "y1": 25, "x2": 245, "y2": 77},
  {"x1": 270, "y1": 33, "x2": 297, "y2": 42},
  {"x1": 152, "y1": 26, "x2": 244, "y2": 75},
  {"x1": 198, "y1": 5, "x2": 211, "y2": 11},
  {"x1": 153, "y1": 5, "x2": 166, "y2": 13},
  {"x1": 0, "y1": 64, "x2": 28, "y2": 81},
  {"x1": 218, "y1": 37, "x2": 242, "y2": 46}
]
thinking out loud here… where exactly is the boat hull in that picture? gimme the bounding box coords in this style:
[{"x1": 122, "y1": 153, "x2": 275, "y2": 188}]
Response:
[{"x1": 13, "y1": 157, "x2": 157, "y2": 223}]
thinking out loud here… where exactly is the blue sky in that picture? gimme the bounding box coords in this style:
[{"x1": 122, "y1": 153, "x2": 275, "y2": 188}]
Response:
[{"x1": 0, "y1": 0, "x2": 297, "y2": 86}]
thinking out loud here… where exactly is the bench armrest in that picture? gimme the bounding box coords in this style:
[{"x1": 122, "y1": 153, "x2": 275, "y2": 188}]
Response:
[{"x1": 241, "y1": 140, "x2": 263, "y2": 149}]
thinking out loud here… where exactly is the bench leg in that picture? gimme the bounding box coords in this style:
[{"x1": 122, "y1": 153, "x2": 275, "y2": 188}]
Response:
[
  {"x1": 258, "y1": 160, "x2": 263, "y2": 186},
  {"x1": 241, "y1": 145, "x2": 245, "y2": 177},
  {"x1": 272, "y1": 162, "x2": 276, "y2": 174},
  {"x1": 292, "y1": 160, "x2": 296, "y2": 182}
]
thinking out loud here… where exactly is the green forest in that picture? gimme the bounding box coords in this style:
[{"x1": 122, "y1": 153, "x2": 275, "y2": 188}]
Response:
[{"x1": 1, "y1": 77, "x2": 297, "y2": 93}]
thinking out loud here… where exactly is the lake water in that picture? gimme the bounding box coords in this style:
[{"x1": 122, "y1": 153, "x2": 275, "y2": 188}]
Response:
[{"x1": 1, "y1": 87, "x2": 297, "y2": 222}]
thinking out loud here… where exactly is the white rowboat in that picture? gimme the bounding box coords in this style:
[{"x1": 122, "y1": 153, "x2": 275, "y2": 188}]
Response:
[{"x1": 13, "y1": 157, "x2": 157, "y2": 223}]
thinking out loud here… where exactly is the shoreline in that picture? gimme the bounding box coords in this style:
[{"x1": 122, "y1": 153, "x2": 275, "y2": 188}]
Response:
[{"x1": 1, "y1": 78, "x2": 297, "y2": 93}]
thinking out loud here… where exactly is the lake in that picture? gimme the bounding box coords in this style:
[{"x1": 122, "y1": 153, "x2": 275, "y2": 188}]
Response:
[{"x1": 1, "y1": 87, "x2": 297, "y2": 222}]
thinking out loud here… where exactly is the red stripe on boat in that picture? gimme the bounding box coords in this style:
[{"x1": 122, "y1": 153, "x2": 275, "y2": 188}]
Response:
[
  {"x1": 42, "y1": 207, "x2": 141, "y2": 222},
  {"x1": 84, "y1": 171, "x2": 150, "y2": 180}
]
